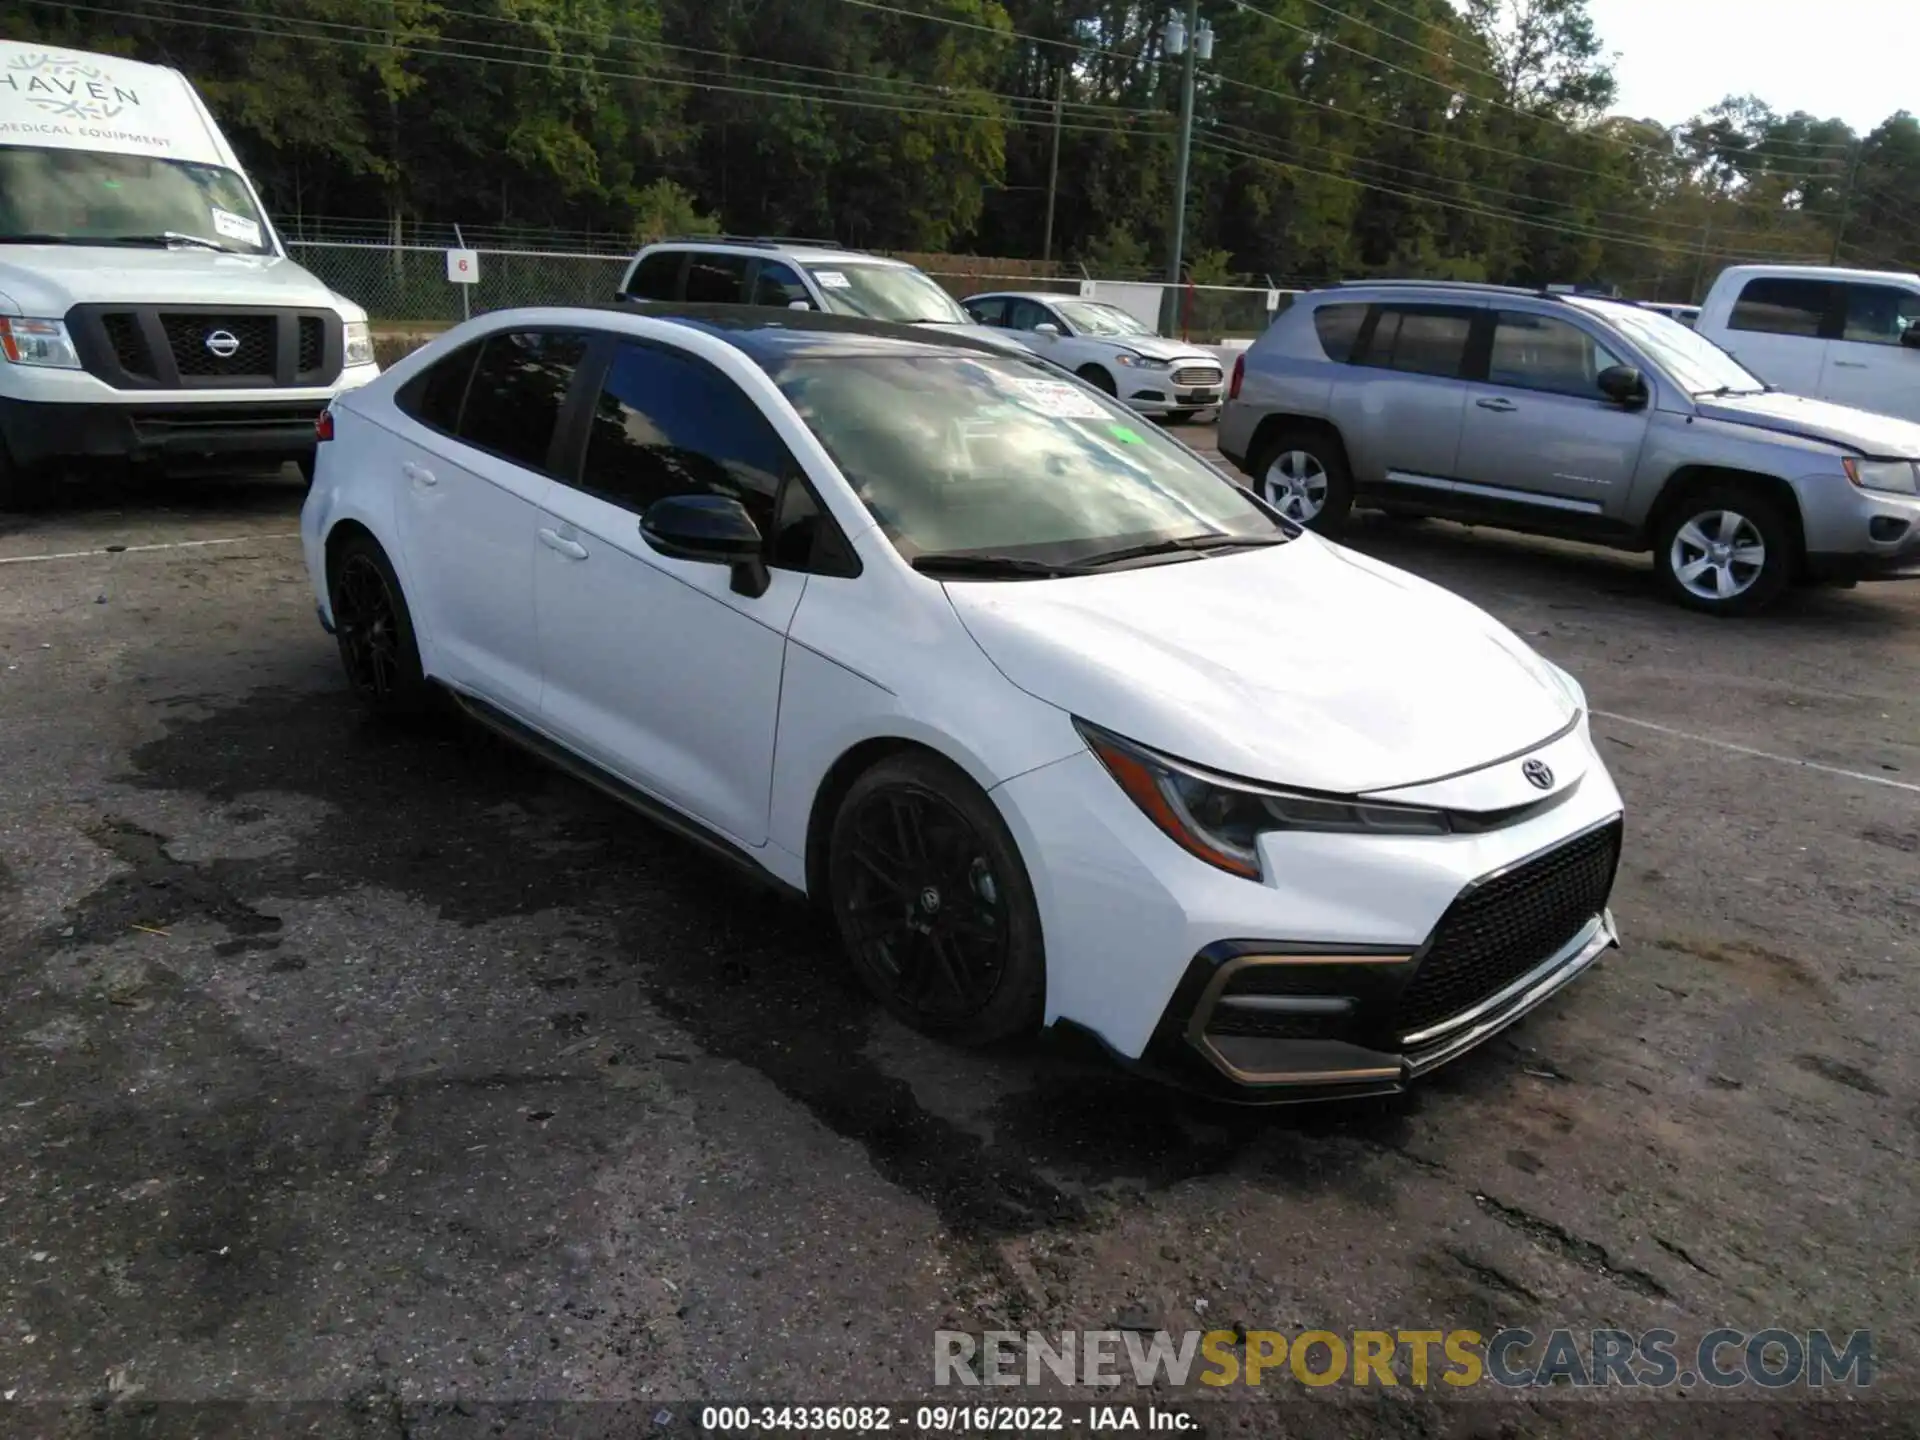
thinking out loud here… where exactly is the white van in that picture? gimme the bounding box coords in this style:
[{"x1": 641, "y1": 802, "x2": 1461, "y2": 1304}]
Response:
[
  {"x1": 1696, "y1": 264, "x2": 1920, "y2": 425},
  {"x1": 0, "y1": 41, "x2": 379, "y2": 505}
]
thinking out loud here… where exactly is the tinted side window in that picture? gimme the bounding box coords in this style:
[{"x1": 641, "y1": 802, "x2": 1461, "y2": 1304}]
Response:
[
  {"x1": 685, "y1": 252, "x2": 749, "y2": 303},
  {"x1": 1840, "y1": 284, "x2": 1920, "y2": 346},
  {"x1": 965, "y1": 296, "x2": 1009, "y2": 326},
  {"x1": 457, "y1": 330, "x2": 589, "y2": 472},
  {"x1": 1729, "y1": 277, "x2": 1834, "y2": 337},
  {"x1": 1007, "y1": 298, "x2": 1056, "y2": 331},
  {"x1": 1311, "y1": 303, "x2": 1366, "y2": 362},
  {"x1": 1486, "y1": 312, "x2": 1623, "y2": 396},
  {"x1": 625, "y1": 251, "x2": 684, "y2": 301},
  {"x1": 396, "y1": 340, "x2": 480, "y2": 434},
  {"x1": 578, "y1": 341, "x2": 786, "y2": 535},
  {"x1": 1361, "y1": 306, "x2": 1474, "y2": 378},
  {"x1": 751, "y1": 261, "x2": 809, "y2": 308}
]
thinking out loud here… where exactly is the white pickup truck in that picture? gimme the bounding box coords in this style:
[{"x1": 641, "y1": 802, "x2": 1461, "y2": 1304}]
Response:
[
  {"x1": 0, "y1": 40, "x2": 380, "y2": 506},
  {"x1": 1695, "y1": 264, "x2": 1920, "y2": 426}
]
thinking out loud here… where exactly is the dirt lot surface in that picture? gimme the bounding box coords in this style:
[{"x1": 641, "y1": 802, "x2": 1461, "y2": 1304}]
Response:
[{"x1": 2, "y1": 442, "x2": 1917, "y2": 1438}]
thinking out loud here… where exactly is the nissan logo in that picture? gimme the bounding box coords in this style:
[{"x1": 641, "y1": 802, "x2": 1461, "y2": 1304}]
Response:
[
  {"x1": 1522, "y1": 758, "x2": 1555, "y2": 790},
  {"x1": 204, "y1": 329, "x2": 240, "y2": 359}
]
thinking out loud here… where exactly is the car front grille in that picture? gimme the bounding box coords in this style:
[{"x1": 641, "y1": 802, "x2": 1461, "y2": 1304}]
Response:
[
  {"x1": 67, "y1": 306, "x2": 342, "y2": 390},
  {"x1": 1394, "y1": 821, "x2": 1621, "y2": 1039},
  {"x1": 1172, "y1": 365, "x2": 1222, "y2": 388},
  {"x1": 162, "y1": 314, "x2": 276, "y2": 379}
]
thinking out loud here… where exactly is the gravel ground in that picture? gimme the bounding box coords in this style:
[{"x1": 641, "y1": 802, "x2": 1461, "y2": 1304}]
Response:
[{"x1": 1, "y1": 448, "x2": 1916, "y2": 1439}]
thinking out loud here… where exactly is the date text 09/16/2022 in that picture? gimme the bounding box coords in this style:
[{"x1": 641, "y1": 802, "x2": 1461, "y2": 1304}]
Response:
[{"x1": 699, "y1": 1405, "x2": 1194, "y2": 1433}]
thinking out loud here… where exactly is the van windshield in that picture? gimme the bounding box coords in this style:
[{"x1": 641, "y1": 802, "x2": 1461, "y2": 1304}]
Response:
[
  {"x1": 0, "y1": 145, "x2": 273, "y2": 255},
  {"x1": 803, "y1": 263, "x2": 971, "y2": 325}
]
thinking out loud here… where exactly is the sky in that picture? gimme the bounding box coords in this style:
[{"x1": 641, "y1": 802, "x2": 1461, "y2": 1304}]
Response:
[{"x1": 1586, "y1": 0, "x2": 1912, "y2": 132}]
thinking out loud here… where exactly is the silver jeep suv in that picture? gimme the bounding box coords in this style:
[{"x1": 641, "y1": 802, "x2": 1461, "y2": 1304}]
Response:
[{"x1": 1218, "y1": 281, "x2": 1920, "y2": 615}]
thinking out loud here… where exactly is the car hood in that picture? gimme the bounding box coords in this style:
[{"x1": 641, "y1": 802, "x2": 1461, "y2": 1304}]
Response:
[
  {"x1": 944, "y1": 537, "x2": 1575, "y2": 795},
  {"x1": 1103, "y1": 333, "x2": 1221, "y2": 365},
  {"x1": 0, "y1": 244, "x2": 361, "y2": 318},
  {"x1": 1692, "y1": 390, "x2": 1920, "y2": 457}
]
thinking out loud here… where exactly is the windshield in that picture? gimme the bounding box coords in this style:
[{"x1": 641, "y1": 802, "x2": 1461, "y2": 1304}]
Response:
[
  {"x1": 804, "y1": 263, "x2": 970, "y2": 324},
  {"x1": 773, "y1": 354, "x2": 1286, "y2": 566},
  {"x1": 1588, "y1": 301, "x2": 1763, "y2": 395},
  {"x1": 1056, "y1": 300, "x2": 1153, "y2": 338},
  {"x1": 0, "y1": 145, "x2": 272, "y2": 254}
]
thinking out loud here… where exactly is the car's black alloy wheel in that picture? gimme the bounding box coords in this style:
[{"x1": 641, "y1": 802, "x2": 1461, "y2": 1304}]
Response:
[
  {"x1": 329, "y1": 536, "x2": 430, "y2": 717},
  {"x1": 828, "y1": 753, "x2": 1044, "y2": 1045}
]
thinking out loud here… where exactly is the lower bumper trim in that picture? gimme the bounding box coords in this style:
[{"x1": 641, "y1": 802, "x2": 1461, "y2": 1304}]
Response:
[
  {"x1": 0, "y1": 395, "x2": 324, "y2": 471},
  {"x1": 1805, "y1": 548, "x2": 1920, "y2": 583}
]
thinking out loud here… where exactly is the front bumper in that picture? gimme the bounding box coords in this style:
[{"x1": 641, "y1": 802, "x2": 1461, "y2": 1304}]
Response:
[
  {"x1": 994, "y1": 729, "x2": 1626, "y2": 1101},
  {"x1": 0, "y1": 395, "x2": 326, "y2": 472},
  {"x1": 1796, "y1": 477, "x2": 1920, "y2": 581},
  {"x1": 1118, "y1": 366, "x2": 1224, "y2": 416}
]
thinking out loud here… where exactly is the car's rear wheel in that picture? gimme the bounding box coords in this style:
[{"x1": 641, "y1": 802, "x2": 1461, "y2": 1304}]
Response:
[
  {"x1": 1076, "y1": 364, "x2": 1117, "y2": 395},
  {"x1": 1251, "y1": 428, "x2": 1353, "y2": 533},
  {"x1": 827, "y1": 752, "x2": 1044, "y2": 1046},
  {"x1": 328, "y1": 534, "x2": 432, "y2": 717},
  {"x1": 1652, "y1": 488, "x2": 1796, "y2": 616}
]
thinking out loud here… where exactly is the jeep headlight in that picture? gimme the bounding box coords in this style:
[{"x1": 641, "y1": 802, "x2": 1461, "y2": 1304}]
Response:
[
  {"x1": 1843, "y1": 457, "x2": 1920, "y2": 495},
  {"x1": 0, "y1": 317, "x2": 81, "y2": 369},
  {"x1": 343, "y1": 320, "x2": 375, "y2": 368}
]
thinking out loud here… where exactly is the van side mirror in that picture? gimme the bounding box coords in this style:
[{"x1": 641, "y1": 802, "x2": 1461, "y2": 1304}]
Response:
[
  {"x1": 1597, "y1": 365, "x2": 1647, "y2": 406},
  {"x1": 640, "y1": 495, "x2": 770, "y2": 597}
]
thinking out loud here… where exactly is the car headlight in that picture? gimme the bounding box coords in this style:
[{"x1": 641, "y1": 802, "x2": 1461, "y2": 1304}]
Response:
[
  {"x1": 343, "y1": 320, "x2": 375, "y2": 368},
  {"x1": 1842, "y1": 457, "x2": 1920, "y2": 495},
  {"x1": 1078, "y1": 722, "x2": 1449, "y2": 881},
  {"x1": 0, "y1": 316, "x2": 81, "y2": 369},
  {"x1": 1113, "y1": 352, "x2": 1169, "y2": 369}
]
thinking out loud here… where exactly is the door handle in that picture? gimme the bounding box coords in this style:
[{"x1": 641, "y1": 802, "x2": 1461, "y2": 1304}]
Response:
[
  {"x1": 402, "y1": 460, "x2": 437, "y2": 486},
  {"x1": 1475, "y1": 397, "x2": 1518, "y2": 412},
  {"x1": 1832, "y1": 360, "x2": 1869, "y2": 369},
  {"x1": 537, "y1": 527, "x2": 588, "y2": 561}
]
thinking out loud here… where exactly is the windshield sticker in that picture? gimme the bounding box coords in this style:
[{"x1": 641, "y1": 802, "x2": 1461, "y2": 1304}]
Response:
[
  {"x1": 813, "y1": 270, "x2": 851, "y2": 289},
  {"x1": 1108, "y1": 424, "x2": 1144, "y2": 444},
  {"x1": 1012, "y1": 377, "x2": 1111, "y2": 421},
  {"x1": 209, "y1": 207, "x2": 262, "y2": 247}
]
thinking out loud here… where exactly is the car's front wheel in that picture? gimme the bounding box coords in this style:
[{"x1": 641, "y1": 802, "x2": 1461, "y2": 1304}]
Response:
[
  {"x1": 1652, "y1": 488, "x2": 1796, "y2": 616},
  {"x1": 327, "y1": 533, "x2": 432, "y2": 716},
  {"x1": 1076, "y1": 364, "x2": 1117, "y2": 395},
  {"x1": 1251, "y1": 428, "x2": 1353, "y2": 532},
  {"x1": 827, "y1": 751, "x2": 1044, "y2": 1046}
]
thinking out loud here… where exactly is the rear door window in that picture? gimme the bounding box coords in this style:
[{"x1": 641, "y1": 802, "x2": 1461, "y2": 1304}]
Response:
[
  {"x1": 965, "y1": 296, "x2": 1009, "y2": 326},
  {"x1": 1729, "y1": 277, "x2": 1836, "y2": 337},
  {"x1": 395, "y1": 340, "x2": 480, "y2": 435},
  {"x1": 1358, "y1": 306, "x2": 1476, "y2": 378},
  {"x1": 1311, "y1": 303, "x2": 1367, "y2": 362},
  {"x1": 624, "y1": 250, "x2": 684, "y2": 301},
  {"x1": 456, "y1": 330, "x2": 590, "y2": 472},
  {"x1": 684, "y1": 251, "x2": 749, "y2": 303}
]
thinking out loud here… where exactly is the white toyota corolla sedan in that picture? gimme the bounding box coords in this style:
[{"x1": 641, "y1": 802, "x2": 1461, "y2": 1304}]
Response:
[{"x1": 302, "y1": 303, "x2": 1624, "y2": 1100}]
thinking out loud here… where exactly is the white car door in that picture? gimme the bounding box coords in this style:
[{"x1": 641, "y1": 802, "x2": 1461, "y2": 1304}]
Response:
[
  {"x1": 532, "y1": 335, "x2": 807, "y2": 846},
  {"x1": 390, "y1": 328, "x2": 587, "y2": 721},
  {"x1": 1715, "y1": 275, "x2": 1834, "y2": 396},
  {"x1": 1818, "y1": 281, "x2": 1920, "y2": 423}
]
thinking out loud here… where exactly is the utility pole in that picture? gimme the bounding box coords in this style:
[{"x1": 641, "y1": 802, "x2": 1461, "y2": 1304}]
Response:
[
  {"x1": 1042, "y1": 66, "x2": 1064, "y2": 264},
  {"x1": 1165, "y1": 0, "x2": 1200, "y2": 289},
  {"x1": 1830, "y1": 140, "x2": 1863, "y2": 265}
]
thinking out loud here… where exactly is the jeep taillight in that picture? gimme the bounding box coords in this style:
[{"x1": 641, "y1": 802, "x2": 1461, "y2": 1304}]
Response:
[{"x1": 1229, "y1": 352, "x2": 1245, "y2": 400}]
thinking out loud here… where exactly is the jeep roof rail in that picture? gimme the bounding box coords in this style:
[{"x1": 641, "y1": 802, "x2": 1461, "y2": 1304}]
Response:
[
  {"x1": 1332, "y1": 278, "x2": 1550, "y2": 298},
  {"x1": 650, "y1": 233, "x2": 862, "y2": 251}
]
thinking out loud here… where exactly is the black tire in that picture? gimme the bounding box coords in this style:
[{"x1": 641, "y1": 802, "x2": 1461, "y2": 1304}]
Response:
[
  {"x1": 1076, "y1": 364, "x2": 1117, "y2": 396},
  {"x1": 827, "y1": 751, "x2": 1045, "y2": 1047},
  {"x1": 326, "y1": 533, "x2": 432, "y2": 717},
  {"x1": 1652, "y1": 485, "x2": 1797, "y2": 616},
  {"x1": 1164, "y1": 408, "x2": 1199, "y2": 425},
  {"x1": 1250, "y1": 427, "x2": 1354, "y2": 534}
]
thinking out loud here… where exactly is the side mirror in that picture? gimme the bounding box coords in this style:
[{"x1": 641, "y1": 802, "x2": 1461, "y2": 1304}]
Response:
[
  {"x1": 787, "y1": 298, "x2": 812, "y2": 311},
  {"x1": 639, "y1": 495, "x2": 770, "y2": 597},
  {"x1": 1900, "y1": 324, "x2": 1920, "y2": 349},
  {"x1": 1597, "y1": 364, "x2": 1647, "y2": 406},
  {"x1": 1032, "y1": 322, "x2": 1061, "y2": 338}
]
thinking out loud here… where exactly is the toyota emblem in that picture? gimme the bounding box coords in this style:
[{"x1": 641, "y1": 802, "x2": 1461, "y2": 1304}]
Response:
[
  {"x1": 1522, "y1": 758, "x2": 1554, "y2": 790},
  {"x1": 204, "y1": 329, "x2": 240, "y2": 359}
]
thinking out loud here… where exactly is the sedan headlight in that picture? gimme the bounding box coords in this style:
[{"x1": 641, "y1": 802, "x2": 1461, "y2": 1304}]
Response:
[
  {"x1": 1842, "y1": 457, "x2": 1919, "y2": 495},
  {"x1": 1078, "y1": 722, "x2": 1448, "y2": 881},
  {"x1": 1113, "y1": 352, "x2": 1169, "y2": 369},
  {"x1": 0, "y1": 316, "x2": 81, "y2": 369},
  {"x1": 343, "y1": 320, "x2": 376, "y2": 368}
]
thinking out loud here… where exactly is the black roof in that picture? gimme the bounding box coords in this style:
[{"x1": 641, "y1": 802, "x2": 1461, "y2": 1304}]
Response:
[{"x1": 575, "y1": 300, "x2": 1028, "y2": 364}]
